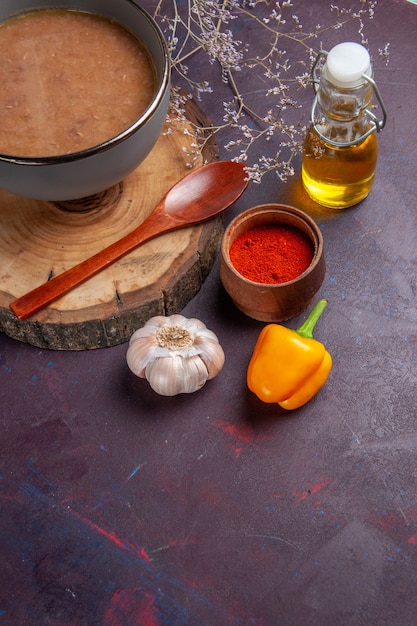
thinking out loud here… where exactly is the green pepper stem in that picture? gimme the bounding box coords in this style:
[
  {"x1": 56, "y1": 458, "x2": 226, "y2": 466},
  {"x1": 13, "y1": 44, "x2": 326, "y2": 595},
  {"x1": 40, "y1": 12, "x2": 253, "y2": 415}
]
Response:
[{"x1": 296, "y1": 299, "x2": 328, "y2": 339}]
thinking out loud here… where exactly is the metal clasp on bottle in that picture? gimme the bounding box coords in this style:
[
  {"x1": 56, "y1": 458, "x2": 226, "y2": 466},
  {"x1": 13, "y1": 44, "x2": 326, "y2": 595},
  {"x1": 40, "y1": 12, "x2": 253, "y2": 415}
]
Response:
[{"x1": 310, "y1": 50, "x2": 387, "y2": 148}]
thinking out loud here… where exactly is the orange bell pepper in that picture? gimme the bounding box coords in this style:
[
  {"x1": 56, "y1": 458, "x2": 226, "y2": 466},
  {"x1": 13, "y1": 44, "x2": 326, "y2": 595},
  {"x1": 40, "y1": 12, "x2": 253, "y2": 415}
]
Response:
[{"x1": 247, "y1": 299, "x2": 332, "y2": 410}]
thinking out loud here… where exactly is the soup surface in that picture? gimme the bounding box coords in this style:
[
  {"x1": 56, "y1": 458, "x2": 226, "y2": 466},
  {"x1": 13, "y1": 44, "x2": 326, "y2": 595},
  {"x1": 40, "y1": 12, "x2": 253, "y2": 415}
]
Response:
[{"x1": 0, "y1": 10, "x2": 156, "y2": 157}]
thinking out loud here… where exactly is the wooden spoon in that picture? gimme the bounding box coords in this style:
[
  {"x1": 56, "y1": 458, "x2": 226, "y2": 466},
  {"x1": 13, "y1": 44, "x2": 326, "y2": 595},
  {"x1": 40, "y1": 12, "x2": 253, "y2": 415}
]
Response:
[{"x1": 10, "y1": 160, "x2": 248, "y2": 320}]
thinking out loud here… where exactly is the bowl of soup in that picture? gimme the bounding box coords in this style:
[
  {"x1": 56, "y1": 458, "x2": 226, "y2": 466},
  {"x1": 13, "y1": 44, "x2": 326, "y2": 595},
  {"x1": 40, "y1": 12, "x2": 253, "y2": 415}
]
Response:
[{"x1": 0, "y1": 0, "x2": 171, "y2": 200}]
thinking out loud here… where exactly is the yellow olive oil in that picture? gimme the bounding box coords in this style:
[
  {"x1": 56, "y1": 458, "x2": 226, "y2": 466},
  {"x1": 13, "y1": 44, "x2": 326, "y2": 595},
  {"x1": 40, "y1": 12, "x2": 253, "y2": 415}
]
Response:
[{"x1": 302, "y1": 127, "x2": 378, "y2": 208}]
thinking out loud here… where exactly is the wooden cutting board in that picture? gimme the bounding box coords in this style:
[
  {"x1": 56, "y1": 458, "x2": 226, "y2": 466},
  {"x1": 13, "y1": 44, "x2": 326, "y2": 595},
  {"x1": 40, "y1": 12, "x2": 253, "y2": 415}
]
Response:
[{"x1": 0, "y1": 93, "x2": 221, "y2": 350}]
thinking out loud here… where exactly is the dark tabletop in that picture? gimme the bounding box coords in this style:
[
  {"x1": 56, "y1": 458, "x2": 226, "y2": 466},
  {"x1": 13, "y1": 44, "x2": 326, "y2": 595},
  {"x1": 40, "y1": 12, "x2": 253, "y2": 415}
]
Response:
[{"x1": 1, "y1": 1, "x2": 417, "y2": 624}]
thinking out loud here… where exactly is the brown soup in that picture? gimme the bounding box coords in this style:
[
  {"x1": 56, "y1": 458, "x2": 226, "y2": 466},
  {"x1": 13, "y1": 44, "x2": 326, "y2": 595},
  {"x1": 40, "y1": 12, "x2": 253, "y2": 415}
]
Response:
[{"x1": 0, "y1": 10, "x2": 156, "y2": 157}]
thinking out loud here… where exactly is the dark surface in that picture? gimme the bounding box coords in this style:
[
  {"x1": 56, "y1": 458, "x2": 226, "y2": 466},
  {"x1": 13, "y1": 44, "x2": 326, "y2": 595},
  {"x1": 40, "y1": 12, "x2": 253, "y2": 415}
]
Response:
[{"x1": 1, "y1": 1, "x2": 417, "y2": 624}]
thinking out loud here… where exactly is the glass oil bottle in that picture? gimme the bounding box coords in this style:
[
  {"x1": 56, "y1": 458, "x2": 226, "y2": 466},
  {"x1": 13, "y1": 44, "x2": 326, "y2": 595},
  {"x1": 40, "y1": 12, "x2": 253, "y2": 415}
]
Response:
[{"x1": 302, "y1": 42, "x2": 387, "y2": 209}]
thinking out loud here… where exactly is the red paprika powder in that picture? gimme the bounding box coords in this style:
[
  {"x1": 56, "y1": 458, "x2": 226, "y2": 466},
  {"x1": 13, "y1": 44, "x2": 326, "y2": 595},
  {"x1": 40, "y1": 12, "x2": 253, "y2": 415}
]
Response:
[{"x1": 229, "y1": 223, "x2": 314, "y2": 284}]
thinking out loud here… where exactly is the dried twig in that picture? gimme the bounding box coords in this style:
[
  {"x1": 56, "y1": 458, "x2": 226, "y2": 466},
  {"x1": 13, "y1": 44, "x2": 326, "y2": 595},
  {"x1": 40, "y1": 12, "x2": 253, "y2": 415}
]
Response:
[{"x1": 154, "y1": 0, "x2": 386, "y2": 182}]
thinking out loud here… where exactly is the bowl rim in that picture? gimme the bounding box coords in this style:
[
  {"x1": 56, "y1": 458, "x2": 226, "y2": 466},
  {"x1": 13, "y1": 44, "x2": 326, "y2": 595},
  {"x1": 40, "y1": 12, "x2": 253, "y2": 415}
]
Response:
[
  {"x1": 0, "y1": 1, "x2": 171, "y2": 165},
  {"x1": 221, "y1": 203, "x2": 324, "y2": 287}
]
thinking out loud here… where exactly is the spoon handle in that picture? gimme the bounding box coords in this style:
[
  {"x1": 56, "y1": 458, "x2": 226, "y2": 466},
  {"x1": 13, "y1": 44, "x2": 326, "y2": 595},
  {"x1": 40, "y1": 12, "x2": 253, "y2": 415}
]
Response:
[
  {"x1": 10, "y1": 211, "x2": 176, "y2": 320},
  {"x1": 10, "y1": 160, "x2": 247, "y2": 320}
]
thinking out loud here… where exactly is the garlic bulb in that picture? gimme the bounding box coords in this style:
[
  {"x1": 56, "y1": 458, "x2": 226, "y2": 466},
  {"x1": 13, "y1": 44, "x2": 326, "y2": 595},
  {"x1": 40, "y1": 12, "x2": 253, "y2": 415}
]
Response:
[{"x1": 126, "y1": 314, "x2": 225, "y2": 396}]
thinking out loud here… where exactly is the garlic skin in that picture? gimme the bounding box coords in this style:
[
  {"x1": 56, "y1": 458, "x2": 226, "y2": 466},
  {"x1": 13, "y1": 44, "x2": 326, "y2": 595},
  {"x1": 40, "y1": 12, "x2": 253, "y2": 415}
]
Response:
[{"x1": 126, "y1": 314, "x2": 225, "y2": 396}]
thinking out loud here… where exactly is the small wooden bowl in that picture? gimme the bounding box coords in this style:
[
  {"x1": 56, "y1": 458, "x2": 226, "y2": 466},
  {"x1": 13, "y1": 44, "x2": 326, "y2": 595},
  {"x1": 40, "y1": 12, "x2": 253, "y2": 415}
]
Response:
[{"x1": 220, "y1": 203, "x2": 326, "y2": 322}]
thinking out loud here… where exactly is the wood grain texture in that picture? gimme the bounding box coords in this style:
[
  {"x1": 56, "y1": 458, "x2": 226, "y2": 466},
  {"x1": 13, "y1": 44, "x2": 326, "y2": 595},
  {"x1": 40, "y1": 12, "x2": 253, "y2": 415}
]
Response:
[{"x1": 0, "y1": 92, "x2": 220, "y2": 350}]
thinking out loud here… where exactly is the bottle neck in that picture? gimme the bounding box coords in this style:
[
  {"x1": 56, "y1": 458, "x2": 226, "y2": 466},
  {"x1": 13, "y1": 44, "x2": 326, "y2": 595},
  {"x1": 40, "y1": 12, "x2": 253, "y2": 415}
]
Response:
[{"x1": 317, "y1": 74, "x2": 373, "y2": 123}]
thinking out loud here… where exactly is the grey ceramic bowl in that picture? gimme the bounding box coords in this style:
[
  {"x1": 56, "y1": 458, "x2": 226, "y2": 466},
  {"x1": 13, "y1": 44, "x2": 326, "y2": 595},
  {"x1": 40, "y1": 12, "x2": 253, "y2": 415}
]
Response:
[{"x1": 0, "y1": 0, "x2": 171, "y2": 201}]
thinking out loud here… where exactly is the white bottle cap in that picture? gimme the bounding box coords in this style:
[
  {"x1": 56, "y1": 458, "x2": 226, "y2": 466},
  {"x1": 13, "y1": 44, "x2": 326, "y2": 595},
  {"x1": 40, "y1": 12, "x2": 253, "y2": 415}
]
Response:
[{"x1": 325, "y1": 42, "x2": 371, "y2": 88}]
